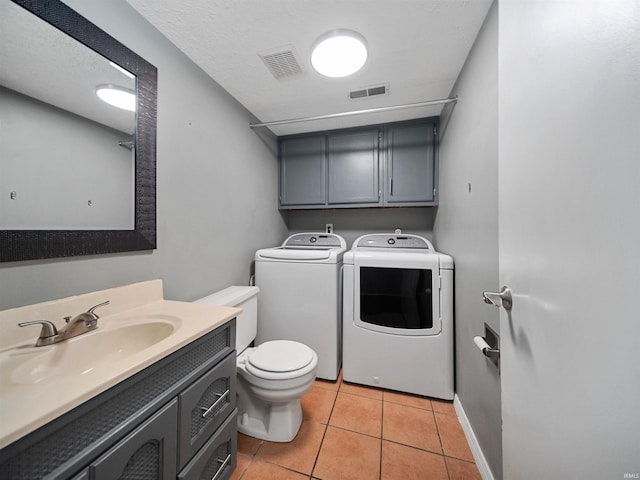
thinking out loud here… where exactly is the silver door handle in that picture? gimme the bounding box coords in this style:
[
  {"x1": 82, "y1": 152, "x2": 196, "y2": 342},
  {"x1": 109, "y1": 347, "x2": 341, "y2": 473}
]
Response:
[{"x1": 483, "y1": 286, "x2": 513, "y2": 311}]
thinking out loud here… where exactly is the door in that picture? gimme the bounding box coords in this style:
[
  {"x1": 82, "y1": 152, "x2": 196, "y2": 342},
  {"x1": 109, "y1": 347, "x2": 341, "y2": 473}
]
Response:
[
  {"x1": 327, "y1": 129, "x2": 380, "y2": 205},
  {"x1": 498, "y1": 1, "x2": 640, "y2": 479},
  {"x1": 279, "y1": 135, "x2": 326, "y2": 206},
  {"x1": 354, "y1": 263, "x2": 441, "y2": 336},
  {"x1": 384, "y1": 122, "x2": 435, "y2": 205}
]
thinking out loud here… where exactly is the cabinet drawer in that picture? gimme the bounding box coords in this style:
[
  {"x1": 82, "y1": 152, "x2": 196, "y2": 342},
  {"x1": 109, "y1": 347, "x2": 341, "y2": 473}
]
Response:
[
  {"x1": 178, "y1": 352, "x2": 237, "y2": 468},
  {"x1": 178, "y1": 410, "x2": 237, "y2": 480}
]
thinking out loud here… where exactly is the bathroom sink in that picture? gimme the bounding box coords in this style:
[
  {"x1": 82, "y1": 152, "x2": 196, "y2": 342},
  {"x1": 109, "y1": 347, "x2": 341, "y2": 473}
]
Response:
[
  {"x1": 0, "y1": 285, "x2": 241, "y2": 451},
  {"x1": 2, "y1": 320, "x2": 176, "y2": 385}
]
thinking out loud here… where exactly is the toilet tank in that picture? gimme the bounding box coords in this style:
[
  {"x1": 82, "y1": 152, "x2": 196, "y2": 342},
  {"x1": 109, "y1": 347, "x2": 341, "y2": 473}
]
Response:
[{"x1": 195, "y1": 286, "x2": 259, "y2": 354}]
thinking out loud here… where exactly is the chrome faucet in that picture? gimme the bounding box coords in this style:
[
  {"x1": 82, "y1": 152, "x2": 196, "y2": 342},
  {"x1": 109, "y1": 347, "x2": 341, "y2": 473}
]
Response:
[{"x1": 18, "y1": 301, "x2": 110, "y2": 347}]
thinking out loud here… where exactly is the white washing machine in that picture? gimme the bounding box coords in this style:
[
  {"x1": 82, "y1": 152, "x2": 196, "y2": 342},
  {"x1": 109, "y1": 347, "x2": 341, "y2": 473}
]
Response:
[
  {"x1": 342, "y1": 233, "x2": 454, "y2": 399},
  {"x1": 254, "y1": 233, "x2": 347, "y2": 380}
]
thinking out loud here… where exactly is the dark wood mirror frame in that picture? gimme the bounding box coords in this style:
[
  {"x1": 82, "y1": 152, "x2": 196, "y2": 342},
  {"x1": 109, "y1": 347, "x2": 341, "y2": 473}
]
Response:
[{"x1": 0, "y1": 0, "x2": 157, "y2": 262}]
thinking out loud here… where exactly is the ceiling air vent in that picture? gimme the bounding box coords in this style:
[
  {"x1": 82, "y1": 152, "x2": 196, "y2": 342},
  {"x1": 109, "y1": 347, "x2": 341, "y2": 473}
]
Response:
[
  {"x1": 258, "y1": 45, "x2": 305, "y2": 80},
  {"x1": 349, "y1": 84, "x2": 389, "y2": 100}
]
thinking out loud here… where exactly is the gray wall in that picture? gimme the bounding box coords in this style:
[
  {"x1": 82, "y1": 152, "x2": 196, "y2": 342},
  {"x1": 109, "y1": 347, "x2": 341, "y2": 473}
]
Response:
[
  {"x1": 433, "y1": 3, "x2": 501, "y2": 479},
  {"x1": 286, "y1": 207, "x2": 436, "y2": 248},
  {"x1": 0, "y1": 0, "x2": 288, "y2": 310},
  {"x1": 1, "y1": 87, "x2": 133, "y2": 230}
]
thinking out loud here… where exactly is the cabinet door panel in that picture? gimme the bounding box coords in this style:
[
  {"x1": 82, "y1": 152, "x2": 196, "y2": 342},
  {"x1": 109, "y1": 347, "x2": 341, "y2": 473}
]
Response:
[
  {"x1": 90, "y1": 400, "x2": 178, "y2": 480},
  {"x1": 280, "y1": 136, "x2": 326, "y2": 206},
  {"x1": 328, "y1": 130, "x2": 379, "y2": 204},
  {"x1": 385, "y1": 123, "x2": 435, "y2": 204}
]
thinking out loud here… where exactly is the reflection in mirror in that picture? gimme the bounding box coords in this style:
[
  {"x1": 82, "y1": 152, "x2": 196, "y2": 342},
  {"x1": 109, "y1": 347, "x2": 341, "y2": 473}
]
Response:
[
  {"x1": 0, "y1": 0, "x2": 157, "y2": 261},
  {"x1": 0, "y1": 0, "x2": 135, "y2": 230}
]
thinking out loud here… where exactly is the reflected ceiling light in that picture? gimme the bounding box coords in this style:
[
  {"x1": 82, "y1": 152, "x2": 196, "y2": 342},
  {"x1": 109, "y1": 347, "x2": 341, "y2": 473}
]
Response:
[
  {"x1": 311, "y1": 30, "x2": 367, "y2": 78},
  {"x1": 96, "y1": 85, "x2": 136, "y2": 112}
]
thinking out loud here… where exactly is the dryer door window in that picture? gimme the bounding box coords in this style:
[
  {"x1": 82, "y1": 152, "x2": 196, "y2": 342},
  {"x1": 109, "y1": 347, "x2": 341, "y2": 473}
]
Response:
[{"x1": 356, "y1": 266, "x2": 440, "y2": 336}]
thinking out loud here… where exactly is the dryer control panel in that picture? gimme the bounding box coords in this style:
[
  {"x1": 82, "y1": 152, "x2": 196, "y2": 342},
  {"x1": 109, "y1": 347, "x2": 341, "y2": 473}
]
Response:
[{"x1": 356, "y1": 234, "x2": 432, "y2": 250}]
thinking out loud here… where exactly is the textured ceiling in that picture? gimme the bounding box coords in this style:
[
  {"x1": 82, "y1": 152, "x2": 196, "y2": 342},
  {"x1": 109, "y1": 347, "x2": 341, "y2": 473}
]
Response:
[{"x1": 125, "y1": 0, "x2": 493, "y2": 136}]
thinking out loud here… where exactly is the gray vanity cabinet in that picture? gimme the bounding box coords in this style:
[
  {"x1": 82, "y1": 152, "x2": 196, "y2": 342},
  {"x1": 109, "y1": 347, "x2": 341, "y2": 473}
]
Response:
[
  {"x1": 327, "y1": 129, "x2": 380, "y2": 205},
  {"x1": 277, "y1": 118, "x2": 438, "y2": 209},
  {"x1": 0, "y1": 320, "x2": 237, "y2": 480},
  {"x1": 383, "y1": 122, "x2": 436, "y2": 205},
  {"x1": 279, "y1": 135, "x2": 327, "y2": 206}
]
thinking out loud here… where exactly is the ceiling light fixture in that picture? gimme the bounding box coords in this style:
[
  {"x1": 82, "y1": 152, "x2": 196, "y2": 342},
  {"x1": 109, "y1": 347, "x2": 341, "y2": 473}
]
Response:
[
  {"x1": 96, "y1": 85, "x2": 136, "y2": 112},
  {"x1": 311, "y1": 30, "x2": 368, "y2": 78}
]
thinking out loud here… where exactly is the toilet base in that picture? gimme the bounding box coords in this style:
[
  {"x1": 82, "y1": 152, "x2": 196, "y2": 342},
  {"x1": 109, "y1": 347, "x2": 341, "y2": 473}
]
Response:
[
  {"x1": 236, "y1": 377, "x2": 305, "y2": 442},
  {"x1": 237, "y1": 399, "x2": 302, "y2": 442}
]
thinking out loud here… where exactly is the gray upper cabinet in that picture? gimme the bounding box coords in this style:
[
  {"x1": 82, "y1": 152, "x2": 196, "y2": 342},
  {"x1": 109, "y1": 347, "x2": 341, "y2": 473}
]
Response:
[
  {"x1": 279, "y1": 136, "x2": 326, "y2": 206},
  {"x1": 384, "y1": 122, "x2": 436, "y2": 205},
  {"x1": 278, "y1": 118, "x2": 437, "y2": 210},
  {"x1": 328, "y1": 129, "x2": 380, "y2": 205}
]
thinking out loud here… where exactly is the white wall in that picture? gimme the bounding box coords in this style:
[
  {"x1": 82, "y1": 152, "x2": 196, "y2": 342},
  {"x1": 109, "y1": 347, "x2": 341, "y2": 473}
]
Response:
[
  {"x1": 0, "y1": 0, "x2": 288, "y2": 310},
  {"x1": 434, "y1": 3, "x2": 501, "y2": 479}
]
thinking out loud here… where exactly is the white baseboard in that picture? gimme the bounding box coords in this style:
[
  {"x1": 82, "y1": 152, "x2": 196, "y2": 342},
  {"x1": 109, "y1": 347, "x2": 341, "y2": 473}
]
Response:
[{"x1": 453, "y1": 394, "x2": 496, "y2": 480}]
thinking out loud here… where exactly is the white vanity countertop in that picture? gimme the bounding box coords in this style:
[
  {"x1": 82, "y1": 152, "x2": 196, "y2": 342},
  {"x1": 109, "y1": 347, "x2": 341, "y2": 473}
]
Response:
[{"x1": 0, "y1": 281, "x2": 239, "y2": 450}]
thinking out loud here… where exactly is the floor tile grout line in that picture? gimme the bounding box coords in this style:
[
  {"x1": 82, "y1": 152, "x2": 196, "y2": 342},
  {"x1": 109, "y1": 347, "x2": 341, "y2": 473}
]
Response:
[
  {"x1": 382, "y1": 437, "x2": 447, "y2": 458},
  {"x1": 432, "y1": 408, "x2": 452, "y2": 480},
  {"x1": 379, "y1": 398, "x2": 385, "y2": 480},
  {"x1": 309, "y1": 377, "x2": 340, "y2": 479},
  {"x1": 309, "y1": 421, "x2": 329, "y2": 478}
]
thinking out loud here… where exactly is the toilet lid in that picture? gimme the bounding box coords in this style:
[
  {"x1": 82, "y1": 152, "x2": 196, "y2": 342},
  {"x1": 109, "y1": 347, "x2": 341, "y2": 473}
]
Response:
[{"x1": 247, "y1": 340, "x2": 314, "y2": 373}]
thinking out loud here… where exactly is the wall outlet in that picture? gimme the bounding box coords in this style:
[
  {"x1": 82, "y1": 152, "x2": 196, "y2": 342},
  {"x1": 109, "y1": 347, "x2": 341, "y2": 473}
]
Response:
[{"x1": 326, "y1": 224, "x2": 333, "y2": 234}]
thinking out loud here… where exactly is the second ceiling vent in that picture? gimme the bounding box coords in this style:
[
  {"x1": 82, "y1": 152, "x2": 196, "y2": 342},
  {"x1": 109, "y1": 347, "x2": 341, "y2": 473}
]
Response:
[{"x1": 349, "y1": 84, "x2": 389, "y2": 99}]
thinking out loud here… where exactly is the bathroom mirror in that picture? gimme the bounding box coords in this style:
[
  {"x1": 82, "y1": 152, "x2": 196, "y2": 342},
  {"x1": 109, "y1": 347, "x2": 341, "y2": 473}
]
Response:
[{"x1": 0, "y1": 0, "x2": 157, "y2": 262}]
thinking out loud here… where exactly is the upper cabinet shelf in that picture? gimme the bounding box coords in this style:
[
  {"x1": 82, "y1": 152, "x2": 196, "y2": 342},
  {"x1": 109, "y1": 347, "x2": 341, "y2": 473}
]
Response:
[{"x1": 278, "y1": 118, "x2": 438, "y2": 210}]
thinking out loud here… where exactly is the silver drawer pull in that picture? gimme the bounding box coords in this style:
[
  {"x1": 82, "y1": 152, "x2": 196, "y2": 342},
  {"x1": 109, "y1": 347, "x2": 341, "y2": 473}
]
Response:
[
  {"x1": 200, "y1": 389, "x2": 229, "y2": 418},
  {"x1": 211, "y1": 453, "x2": 231, "y2": 480}
]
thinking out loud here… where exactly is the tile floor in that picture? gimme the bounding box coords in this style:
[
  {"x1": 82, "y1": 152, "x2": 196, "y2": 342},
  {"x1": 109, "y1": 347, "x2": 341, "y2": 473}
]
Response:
[{"x1": 230, "y1": 371, "x2": 481, "y2": 480}]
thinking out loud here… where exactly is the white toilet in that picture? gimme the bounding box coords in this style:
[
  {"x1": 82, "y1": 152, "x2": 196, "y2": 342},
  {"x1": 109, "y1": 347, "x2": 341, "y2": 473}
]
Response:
[{"x1": 196, "y1": 286, "x2": 318, "y2": 442}]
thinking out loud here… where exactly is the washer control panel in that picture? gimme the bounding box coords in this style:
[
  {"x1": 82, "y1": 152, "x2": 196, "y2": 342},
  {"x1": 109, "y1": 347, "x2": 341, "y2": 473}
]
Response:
[
  {"x1": 356, "y1": 234, "x2": 431, "y2": 250},
  {"x1": 284, "y1": 233, "x2": 343, "y2": 248}
]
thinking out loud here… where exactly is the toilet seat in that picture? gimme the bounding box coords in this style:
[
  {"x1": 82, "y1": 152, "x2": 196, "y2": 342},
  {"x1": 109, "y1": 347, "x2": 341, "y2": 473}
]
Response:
[{"x1": 245, "y1": 340, "x2": 316, "y2": 380}]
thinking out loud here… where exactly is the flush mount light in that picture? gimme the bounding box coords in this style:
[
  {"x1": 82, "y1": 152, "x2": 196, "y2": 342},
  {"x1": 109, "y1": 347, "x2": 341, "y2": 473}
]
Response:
[
  {"x1": 311, "y1": 30, "x2": 368, "y2": 78},
  {"x1": 96, "y1": 85, "x2": 136, "y2": 112}
]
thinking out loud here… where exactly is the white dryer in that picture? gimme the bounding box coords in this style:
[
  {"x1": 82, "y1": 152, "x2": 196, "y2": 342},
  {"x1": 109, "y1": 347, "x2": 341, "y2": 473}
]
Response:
[
  {"x1": 342, "y1": 233, "x2": 454, "y2": 399},
  {"x1": 255, "y1": 233, "x2": 347, "y2": 380}
]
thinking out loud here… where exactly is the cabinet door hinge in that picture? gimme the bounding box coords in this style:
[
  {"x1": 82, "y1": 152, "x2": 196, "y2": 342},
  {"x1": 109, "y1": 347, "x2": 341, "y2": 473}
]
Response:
[{"x1": 433, "y1": 188, "x2": 437, "y2": 197}]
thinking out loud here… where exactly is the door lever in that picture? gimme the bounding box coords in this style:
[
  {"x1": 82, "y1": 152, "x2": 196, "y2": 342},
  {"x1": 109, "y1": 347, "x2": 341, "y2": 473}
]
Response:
[{"x1": 482, "y1": 286, "x2": 513, "y2": 311}]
